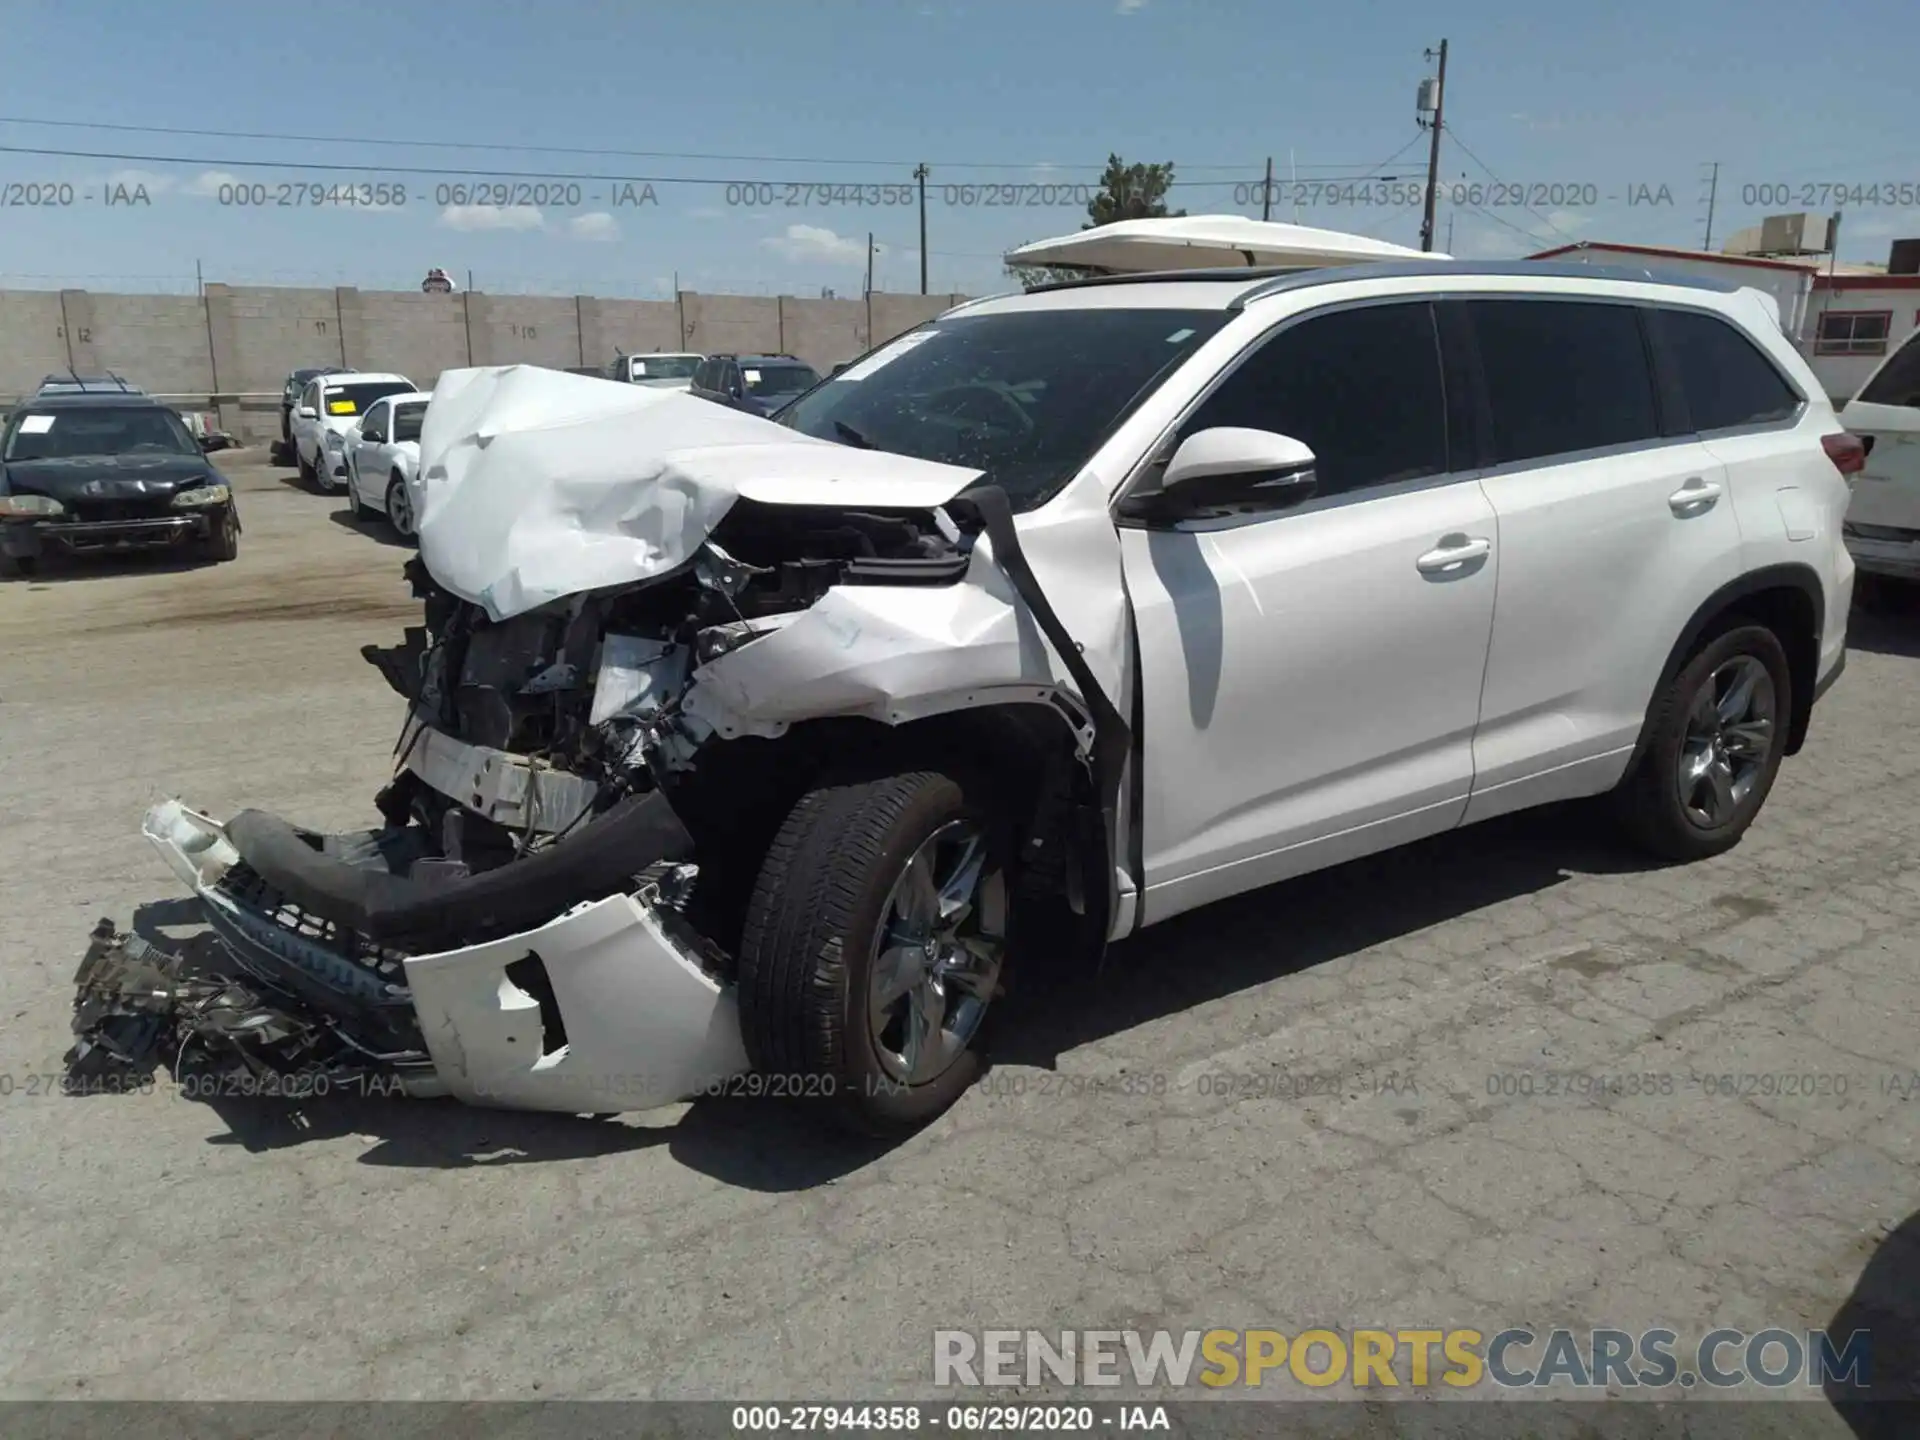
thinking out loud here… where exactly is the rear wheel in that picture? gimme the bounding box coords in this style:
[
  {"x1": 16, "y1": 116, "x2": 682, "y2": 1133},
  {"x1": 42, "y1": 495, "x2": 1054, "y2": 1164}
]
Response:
[
  {"x1": 737, "y1": 770, "x2": 1008, "y2": 1136},
  {"x1": 0, "y1": 552, "x2": 36, "y2": 579},
  {"x1": 1612, "y1": 622, "x2": 1791, "y2": 861}
]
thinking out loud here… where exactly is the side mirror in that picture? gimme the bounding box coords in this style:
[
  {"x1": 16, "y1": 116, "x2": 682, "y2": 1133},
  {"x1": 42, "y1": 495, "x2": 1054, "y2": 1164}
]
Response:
[
  {"x1": 296, "y1": 405, "x2": 316, "y2": 420},
  {"x1": 1153, "y1": 427, "x2": 1319, "y2": 512}
]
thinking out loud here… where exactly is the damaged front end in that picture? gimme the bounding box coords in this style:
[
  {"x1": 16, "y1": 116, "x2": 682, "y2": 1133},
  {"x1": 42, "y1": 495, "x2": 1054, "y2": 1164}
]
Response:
[{"x1": 70, "y1": 365, "x2": 1130, "y2": 1115}]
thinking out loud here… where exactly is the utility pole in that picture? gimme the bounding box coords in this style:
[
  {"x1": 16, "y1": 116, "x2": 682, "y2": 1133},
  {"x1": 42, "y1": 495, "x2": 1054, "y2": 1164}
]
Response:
[
  {"x1": 1445, "y1": 212, "x2": 1455, "y2": 251},
  {"x1": 914, "y1": 163, "x2": 929, "y2": 294},
  {"x1": 1701, "y1": 161, "x2": 1720, "y2": 250},
  {"x1": 1418, "y1": 38, "x2": 1449, "y2": 253},
  {"x1": 865, "y1": 232, "x2": 875, "y2": 296},
  {"x1": 1261, "y1": 156, "x2": 1273, "y2": 221}
]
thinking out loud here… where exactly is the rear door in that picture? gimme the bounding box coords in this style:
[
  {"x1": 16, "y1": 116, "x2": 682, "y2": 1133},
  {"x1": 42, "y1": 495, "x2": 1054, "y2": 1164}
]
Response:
[
  {"x1": 1840, "y1": 329, "x2": 1920, "y2": 573},
  {"x1": 1459, "y1": 295, "x2": 1745, "y2": 823}
]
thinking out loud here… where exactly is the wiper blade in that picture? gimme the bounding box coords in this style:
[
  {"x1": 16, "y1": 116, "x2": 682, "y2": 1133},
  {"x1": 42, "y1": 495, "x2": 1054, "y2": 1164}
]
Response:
[{"x1": 832, "y1": 420, "x2": 877, "y2": 450}]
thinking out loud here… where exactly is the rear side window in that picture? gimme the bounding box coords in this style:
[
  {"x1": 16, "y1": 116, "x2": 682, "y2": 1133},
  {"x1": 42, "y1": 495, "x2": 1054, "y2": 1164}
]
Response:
[
  {"x1": 1468, "y1": 299, "x2": 1659, "y2": 464},
  {"x1": 1857, "y1": 330, "x2": 1920, "y2": 409},
  {"x1": 1658, "y1": 308, "x2": 1801, "y2": 430},
  {"x1": 1183, "y1": 301, "x2": 1449, "y2": 499}
]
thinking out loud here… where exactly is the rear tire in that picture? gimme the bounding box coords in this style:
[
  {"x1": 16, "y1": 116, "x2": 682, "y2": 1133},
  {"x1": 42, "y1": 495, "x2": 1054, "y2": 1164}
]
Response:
[
  {"x1": 737, "y1": 769, "x2": 1008, "y2": 1137},
  {"x1": 1612, "y1": 622, "x2": 1791, "y2": 862},
  {"x1": 0, "y1": 552, "x2": 35, "y2": 579},
  {"x1": 385, "y1": 472, "x2": 417, "y2": 539}
]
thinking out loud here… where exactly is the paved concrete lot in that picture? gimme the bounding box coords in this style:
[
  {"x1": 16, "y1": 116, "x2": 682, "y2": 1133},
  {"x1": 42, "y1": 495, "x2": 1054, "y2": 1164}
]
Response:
[{"x1": 1, "y1": 450, "x2": 1915, "y2": 1411}]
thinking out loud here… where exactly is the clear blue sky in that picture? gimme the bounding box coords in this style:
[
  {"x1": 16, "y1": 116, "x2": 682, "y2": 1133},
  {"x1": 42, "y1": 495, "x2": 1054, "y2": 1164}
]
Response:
[{"x1": 0, "y1": 0, "x2": 1914, "y2": 298}]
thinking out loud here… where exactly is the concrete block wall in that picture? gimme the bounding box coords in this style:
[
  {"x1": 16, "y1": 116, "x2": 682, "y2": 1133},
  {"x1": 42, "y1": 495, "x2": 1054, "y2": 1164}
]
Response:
[
  {"x1": 580, "y1": 298, "x2": 684, "y2": 367},
  {"x1": 0, "y1": 292, "x2": 74, "y2": 394},
  {"x1": 0, "y1": 283, "x2": 977, "y2": 439}
]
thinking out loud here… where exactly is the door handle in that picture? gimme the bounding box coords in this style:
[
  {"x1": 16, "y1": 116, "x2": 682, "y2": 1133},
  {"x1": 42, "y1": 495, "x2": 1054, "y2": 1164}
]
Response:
[
  {"x1": 1669, "y1": 477, "x2": 1723, "y2": 514},
  {"x1": 1415, "y1": 534, "x2": 1491, "y2": 575}
]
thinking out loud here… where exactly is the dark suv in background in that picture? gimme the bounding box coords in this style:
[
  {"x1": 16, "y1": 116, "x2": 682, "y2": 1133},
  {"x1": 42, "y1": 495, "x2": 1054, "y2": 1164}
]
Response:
[{"x1": 689, "y1": 353, "x2": 821, "y2": 417}]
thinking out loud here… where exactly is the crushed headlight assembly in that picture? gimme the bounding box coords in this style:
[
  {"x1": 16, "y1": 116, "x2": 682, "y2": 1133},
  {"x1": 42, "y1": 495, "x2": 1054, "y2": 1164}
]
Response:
[
  {"x1": 169, "y1": 484, "x2": 232, "y2": 510},
  {"x1": 324, "y1": 430, "x2": 346, "y2": 450},
  {"x1": 0, "y1": 493, "x2": 65, "y2": 519}
]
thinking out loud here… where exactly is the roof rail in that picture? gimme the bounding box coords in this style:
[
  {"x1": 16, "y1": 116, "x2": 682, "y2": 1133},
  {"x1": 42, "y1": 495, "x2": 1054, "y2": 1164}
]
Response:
[{"x1": 1227, "y1": 257, "x2": 1744, "y2": 311}]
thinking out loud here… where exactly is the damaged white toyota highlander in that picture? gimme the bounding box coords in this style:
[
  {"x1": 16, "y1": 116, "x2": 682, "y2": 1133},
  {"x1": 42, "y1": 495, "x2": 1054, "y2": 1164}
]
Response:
[{"x1": 71, "y1": 260, "x2": 1856, "y2": 1135}]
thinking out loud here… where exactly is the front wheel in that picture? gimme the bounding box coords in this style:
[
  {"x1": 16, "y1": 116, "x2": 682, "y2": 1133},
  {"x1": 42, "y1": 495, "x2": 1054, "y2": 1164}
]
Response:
[
  {"x1": 1612, "y1": 622, "x2": 1791, "y2": 862},
  {"x1": 737, "y1": 770, "x2": 1008, "y2": 1136},
  {"x1": 198, "y1": 506, "x2": 239, "y2": 563}
]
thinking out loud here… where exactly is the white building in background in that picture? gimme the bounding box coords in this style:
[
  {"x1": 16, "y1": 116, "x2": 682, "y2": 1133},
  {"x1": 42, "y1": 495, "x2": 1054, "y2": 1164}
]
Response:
[{"x1": 1530, "y1": 230, "x2": 1920, "y2": 403}]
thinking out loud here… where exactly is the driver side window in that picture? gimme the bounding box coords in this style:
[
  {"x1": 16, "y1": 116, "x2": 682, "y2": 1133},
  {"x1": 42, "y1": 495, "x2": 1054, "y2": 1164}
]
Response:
[
  {"x1": 361, "y1": 403, "x2": 387, "y2": 444},
  {"x1": 1180, "y1": 301, "x2": 1450, "y2": 503}
]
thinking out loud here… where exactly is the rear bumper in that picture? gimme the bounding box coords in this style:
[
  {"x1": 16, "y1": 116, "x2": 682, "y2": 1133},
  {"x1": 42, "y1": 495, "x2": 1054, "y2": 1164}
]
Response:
[
  {"x1": 1845, "y1": 533, "x2": 1920, "y2": 580},
  {"x1": 2, "y1": 513, "x2": 213, "y2": 558},
  {"x1": 139, "y1": 798, "x2": 750, "y2": 1113}
]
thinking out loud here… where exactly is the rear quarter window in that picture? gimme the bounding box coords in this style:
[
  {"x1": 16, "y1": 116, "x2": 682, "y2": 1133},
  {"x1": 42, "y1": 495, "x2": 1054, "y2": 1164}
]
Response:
[
  {"x1": 1655, "y1": 307, "x2": 1802, "y2": 431},
  {"x1": 1857, "y1": 330, "x2": 1920, "y2": 409}
]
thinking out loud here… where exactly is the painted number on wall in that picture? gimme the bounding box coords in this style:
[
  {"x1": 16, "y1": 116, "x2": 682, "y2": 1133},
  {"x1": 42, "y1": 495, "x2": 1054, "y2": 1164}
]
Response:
[
  {"x1": 511, "y1": 325, "x2": 537, "y2": 339},
  {"x1": 313, "y1": 320, "x2": 330, "y2": 335},
  {"x1": 55, "y1": 327, "x2": 92, "y2": 343}
]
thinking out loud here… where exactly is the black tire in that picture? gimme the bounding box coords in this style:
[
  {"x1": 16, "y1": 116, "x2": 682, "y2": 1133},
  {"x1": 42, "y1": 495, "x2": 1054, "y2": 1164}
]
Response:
[
  {"x1": 737, "y1": 769, "x2": 1007, "y2": 1137},
  {"x1": 0, "y1": 552, "x2": 35, "y2": 579},
  {"x1": 385, "y1": 472, "x2": 417, "y2": 540},
  {"x1": 347, "y1": 471, "x2": 376, "y2": 520},
  {"x1": 198, "y1": 506, "x2": 239, "y2": 563},
  {"x1": 1612, "y1": 621, "x2": 1792, "y2": 862}
]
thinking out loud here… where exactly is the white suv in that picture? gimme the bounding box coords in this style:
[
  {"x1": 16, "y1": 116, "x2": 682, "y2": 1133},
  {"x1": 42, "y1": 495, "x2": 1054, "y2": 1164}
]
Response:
[
  {"x1": 1838, "y1": 326, "x2": 1920, "y2": 588},
  {"x1": 288, "y1": 371, "x2": 415, "y2": 492},
  {"x1": 88, "y1": 262, "x2": 1855, "y2": 1136}
]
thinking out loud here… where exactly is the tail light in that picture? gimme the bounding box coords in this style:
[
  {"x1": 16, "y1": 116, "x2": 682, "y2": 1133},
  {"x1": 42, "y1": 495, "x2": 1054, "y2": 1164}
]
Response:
[{"x1": 1822, "y1": 431, "x2": 1866, "y2": 477}]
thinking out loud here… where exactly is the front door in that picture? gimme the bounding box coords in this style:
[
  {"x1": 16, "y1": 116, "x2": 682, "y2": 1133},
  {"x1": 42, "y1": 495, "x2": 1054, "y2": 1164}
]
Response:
[
  {"x1": 1117, "y1": 300, "x2": 1499, "y2": 926},
  {"x1": 352, "y1": 401, "x2": 389, "y2": 504}
]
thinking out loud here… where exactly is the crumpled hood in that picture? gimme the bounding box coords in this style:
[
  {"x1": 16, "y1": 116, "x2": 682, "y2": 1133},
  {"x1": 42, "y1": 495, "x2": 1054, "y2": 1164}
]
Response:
[{"x1": 413, "y1": 365, "x2": 985, "y2": 621}]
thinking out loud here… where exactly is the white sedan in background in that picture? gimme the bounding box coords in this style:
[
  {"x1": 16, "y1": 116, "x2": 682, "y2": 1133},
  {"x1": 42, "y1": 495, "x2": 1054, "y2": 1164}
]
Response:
[
  {"x1": 290, "y1": 371, "x2": 415, "y2": 492},
  {"x1": 344, "y1": 391, "x2": 431, "y2": 537}
]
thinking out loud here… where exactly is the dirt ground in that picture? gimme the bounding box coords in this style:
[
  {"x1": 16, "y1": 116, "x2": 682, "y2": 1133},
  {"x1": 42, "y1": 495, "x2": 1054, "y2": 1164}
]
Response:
[{"x1": 0, "y1": 450, "x2": 1915, "y2": 1417}]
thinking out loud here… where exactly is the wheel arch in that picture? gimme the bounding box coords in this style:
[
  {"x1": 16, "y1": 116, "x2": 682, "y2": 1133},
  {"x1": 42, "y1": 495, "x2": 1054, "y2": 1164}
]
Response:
[
  {"x1": 1631, "y1": 563, "x2": 1825, "y2": 769},
  {"x1": 669, "y1": 700, "x2": 1108, "y2": 964}
]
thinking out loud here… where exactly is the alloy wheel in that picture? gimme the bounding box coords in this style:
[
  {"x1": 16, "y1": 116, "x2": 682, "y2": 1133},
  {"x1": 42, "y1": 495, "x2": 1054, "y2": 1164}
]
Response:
[
  {"x1": 1677, "y1": 654, "x2": 1776, "y2": 828},
  {"x1": 867, "y1": 819, "x2": 1006, "y2": 1085}
]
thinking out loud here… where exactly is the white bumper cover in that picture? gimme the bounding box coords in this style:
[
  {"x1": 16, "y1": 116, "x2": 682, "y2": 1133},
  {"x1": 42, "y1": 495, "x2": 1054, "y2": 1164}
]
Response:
[{"x1": 141, "y1": 798, "x2": 750, "y2": 1114}]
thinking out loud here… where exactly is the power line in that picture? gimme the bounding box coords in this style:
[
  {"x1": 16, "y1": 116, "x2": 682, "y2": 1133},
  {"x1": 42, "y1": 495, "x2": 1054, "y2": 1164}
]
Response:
[
  {"x1": 1456, "y1": 200, "x2": 1555, "y2": 249},
  {"x1": 1439, "y1": 124, "x2": 1578, "y2": 245},
  {"x1": 0, "y1": 114, "x2": 1405, "y2": 175},
  {"x1": 0, "y1": 139, "x2": 1445, "y2": 193}
]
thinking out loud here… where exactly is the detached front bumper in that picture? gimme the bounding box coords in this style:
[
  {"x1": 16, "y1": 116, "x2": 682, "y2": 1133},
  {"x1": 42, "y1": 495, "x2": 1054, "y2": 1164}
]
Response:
[
  {"x1": 124, "y1": 799, "x2": 750, "y2": 1113},
  {"x1": 2, "y1": 512, "x2": 215, "y2": 559}
]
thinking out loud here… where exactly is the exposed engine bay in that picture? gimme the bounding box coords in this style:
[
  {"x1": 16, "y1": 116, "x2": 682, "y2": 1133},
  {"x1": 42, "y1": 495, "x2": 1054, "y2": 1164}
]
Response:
[{"x1": 66, "y1": 364, "x2": 1132, "y2": 1115}]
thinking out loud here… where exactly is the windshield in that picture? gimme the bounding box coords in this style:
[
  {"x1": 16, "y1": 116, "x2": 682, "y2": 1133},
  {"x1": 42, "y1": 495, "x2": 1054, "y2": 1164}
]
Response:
[
  {"x1": 743, "y1": 362, "x2": 819, "y2": 397},
  {"x1": 391, "y1": 402, "x2": 429, "y2": 444},
  {"x1": 776, "y1": 308, "x2": 1228, "y2": 508},
  {"x1": 629, "y1": 355, "x2": 700, "y2": 380},
  {"x1": 4, "y1": 406, "x2": 200, "y2": 461},
  {"x1": 320, "y1": 380, "x2": 414, "y2": 417}
]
